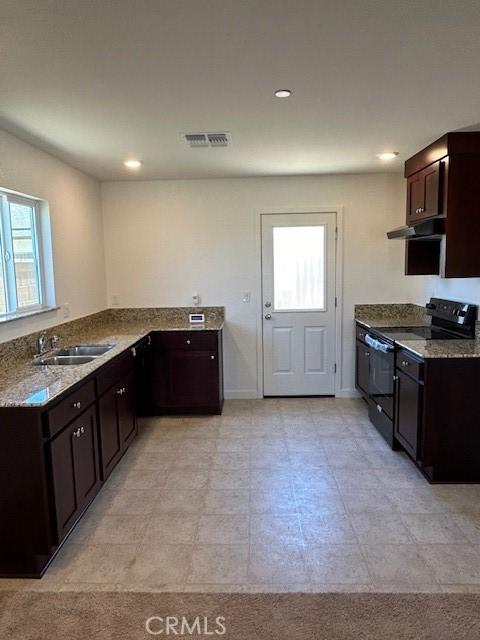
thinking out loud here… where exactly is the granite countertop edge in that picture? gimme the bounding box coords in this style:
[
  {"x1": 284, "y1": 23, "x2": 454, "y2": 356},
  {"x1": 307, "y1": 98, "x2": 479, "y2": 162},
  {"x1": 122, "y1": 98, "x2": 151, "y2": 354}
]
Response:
[{"x1": 0, "y1": 320, "x2": 224, "y2": 409}]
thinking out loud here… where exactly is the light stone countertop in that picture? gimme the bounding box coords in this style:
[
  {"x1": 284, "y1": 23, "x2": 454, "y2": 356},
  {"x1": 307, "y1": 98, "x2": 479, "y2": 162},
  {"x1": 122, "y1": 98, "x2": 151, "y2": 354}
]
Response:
[{"x1": 0, "y1": 318, "x2": 224, "y2": 408}]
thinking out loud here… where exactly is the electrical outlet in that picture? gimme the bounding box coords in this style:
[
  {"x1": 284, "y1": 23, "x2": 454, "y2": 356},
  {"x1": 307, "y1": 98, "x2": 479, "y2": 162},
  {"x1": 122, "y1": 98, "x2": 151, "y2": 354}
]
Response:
[
  {"x1": 242, "y1": 292, "x2": 251, "y2": 303},
  {"x1": 192, "y1": 292, "x2": 201, "y2": 306},
  {"x1": 63, "y1": 302, "x2": 71, "y2": 319}
]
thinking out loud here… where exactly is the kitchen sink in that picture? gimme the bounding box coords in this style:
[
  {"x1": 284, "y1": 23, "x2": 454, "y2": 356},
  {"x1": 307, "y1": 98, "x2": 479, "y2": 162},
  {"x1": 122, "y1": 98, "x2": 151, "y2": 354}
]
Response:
[
  {"x1": 34, "y1": 355, "x2": 97, "y2": 366},
  {"x1": 33, "y1": 343, "x2": 115, "y2": 366},
  {"x1": 54, "y1": 344, "x2": 114, "y2": 357}
]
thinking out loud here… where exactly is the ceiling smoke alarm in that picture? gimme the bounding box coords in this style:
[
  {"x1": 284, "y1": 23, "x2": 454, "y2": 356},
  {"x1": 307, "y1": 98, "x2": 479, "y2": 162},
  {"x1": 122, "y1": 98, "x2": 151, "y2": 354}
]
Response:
[{"x1": 182, "y1": 132, "x2": 231, "y2": 148}]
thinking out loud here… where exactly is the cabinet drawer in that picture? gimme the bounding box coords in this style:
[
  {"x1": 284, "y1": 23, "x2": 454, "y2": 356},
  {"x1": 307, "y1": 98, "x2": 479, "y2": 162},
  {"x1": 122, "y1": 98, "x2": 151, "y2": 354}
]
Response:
[
  {"x1": 97, "y1": 351, "x2": 134, "y2": 396},
  {"x1": 46, "y1": 380, "x2": 95, "y2": 438},
  {"x1": 356, "y1": 324, "x2": 368, "y2": 343},
  {"x1": 153, "y1": 331, "x2": 218, "y2": 351},
  {"x1": 397, "y1": 351, "x2": 423, "y2": 381}
]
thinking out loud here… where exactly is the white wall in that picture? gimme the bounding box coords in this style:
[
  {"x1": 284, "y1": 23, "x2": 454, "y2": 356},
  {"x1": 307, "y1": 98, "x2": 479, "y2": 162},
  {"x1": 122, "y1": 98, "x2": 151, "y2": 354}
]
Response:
[
  {"x1": 0, "y1": 129, "x2": 107, "y2": 342},
  {"x1": 102, "y1": 174, "x2": 411, "y2": 397}
]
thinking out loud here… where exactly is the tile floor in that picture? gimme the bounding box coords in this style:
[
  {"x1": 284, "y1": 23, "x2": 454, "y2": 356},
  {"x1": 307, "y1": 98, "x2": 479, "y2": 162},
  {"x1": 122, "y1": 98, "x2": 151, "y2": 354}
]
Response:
[{"x1": 3, "y1": 398, "x2": 480, "y2": 593}]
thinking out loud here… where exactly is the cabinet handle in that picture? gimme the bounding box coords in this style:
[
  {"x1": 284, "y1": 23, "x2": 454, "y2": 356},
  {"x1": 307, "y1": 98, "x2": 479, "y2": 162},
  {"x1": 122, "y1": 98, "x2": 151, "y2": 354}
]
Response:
[
  {"x1": 186, "y1": 339, "x2": 191, "y2": 345},
  {"x1": 402, "y1": 360, "x2": 410, "y2": 367},
  {"x1": 73, "y1": 401, "x2": 81, "y2": 409},
  {"x1": 365, "y1": 351, "x2": 370, "y2": 357},
  {"x1": 80, "y1": 426, "x2": 85, "y2": 434},
  {"x1": 73, "y1": 428, "x2": 80, "y2": 438},
  {"x1": 210, "y1": 355, "x2": 215, "y2": 360},
  {"x1": 117, "y1": 388, "x2": 123, "y2": 395}
]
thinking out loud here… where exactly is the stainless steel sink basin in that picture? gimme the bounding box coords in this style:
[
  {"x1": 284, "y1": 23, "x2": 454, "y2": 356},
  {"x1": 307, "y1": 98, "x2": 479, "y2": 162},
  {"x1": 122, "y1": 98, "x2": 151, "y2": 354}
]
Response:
[
  {"x1": 34, "y1": 355, "x2": 97, "y2": 366},
  {"x1": 32, "y1": 343, "x2": 115, "y2": 365},
  {"x1": 55, "y1": 344, "x2": 115, "y2": 357}
]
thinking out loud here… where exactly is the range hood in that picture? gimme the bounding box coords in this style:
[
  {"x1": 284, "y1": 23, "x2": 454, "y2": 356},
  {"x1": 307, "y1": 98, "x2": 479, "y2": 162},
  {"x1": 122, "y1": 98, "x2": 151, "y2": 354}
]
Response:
[{"x1": 387, "y1": 218, "x2": 445, "y2": 240}]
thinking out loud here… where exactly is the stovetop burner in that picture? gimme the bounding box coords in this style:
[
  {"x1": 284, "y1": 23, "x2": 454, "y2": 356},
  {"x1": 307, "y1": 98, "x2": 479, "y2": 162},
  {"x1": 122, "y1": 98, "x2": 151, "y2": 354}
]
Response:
[{"x1": 376, "y1": 326, "x2": 465, "y2": 342}]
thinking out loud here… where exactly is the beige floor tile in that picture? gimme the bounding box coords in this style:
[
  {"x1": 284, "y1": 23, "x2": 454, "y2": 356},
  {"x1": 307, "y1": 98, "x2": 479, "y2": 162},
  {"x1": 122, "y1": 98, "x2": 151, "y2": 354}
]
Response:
[
  {"x1": 431, "y1": 485, "x2": 480, "y2": 514},
  {"x1": 289, "y1": 450, "x2": 329, "y2": 467},
  {"x1": 187, "y1": 545, "x2": 249, "y2": 583},
  {"x1": 250, "y1": 514, "x2": 303, "y2": 545},
  {"x1": 63, "y1": 544, "x2": 137, "y2": 584},
  {"x1": 306, "y1": 544, "x2": 370, "y2": 584},
  {"x1": 401, "y1": 514, "x2": 469, "y2": 543},
  {"x1": 300, "y1": 514, "x2": 357, "y2": 544},
  {"x1": 197, "y1": 515, "x2": 249, "y2": 544},
  {"x1": 180, "y1": 438, "x2": 218, "y2": 453},
  {"x1": 362, "y1": 544, "x2": 436, "y2": 585},
  {"x1": 204, "y1": 489, "x2": 250, "y2": 514},
  {"x1": 171, "y1": 450, "x2": 215, "y2": 469},
  {"x1": 216, "y1": 438, "x2": 251, "y2": 453},
  {"x1": 164, "y1": 469, "x2": 210, "y2": 490},
  {"x1": 209, "y1": 469, "x2": 250, "y2": 490},
  {"x1": 213, "y1": 451, "x2": 250, "y2": 469},
  {"x1": 333, "y1": 469, "x2": 381, "y2": 491},
  {"x1": 375, "y1": 467, "x2": 427, "y2": 489},
  {"x1": 71, "y1": 514, "x2": 149, "y2": 545},
  {"x1": 389, "y1": 488, "x2": 451, "y2": 514},
  {"x1": 143, "y1": 514, "x2": 199, "y2": 544},
  {"x1": 90, "y1": 487, "x2": 159, "y2": 516},
  {"x1": 123, "y1": 544, "x2": 192, "y2": 585},
  {"x1": 295, "y1": 490, "x2": 346, "y2": 515},
  {"x1": 341, "y1": 489, "x2": 396, "y2": 514},
  {"x1": 248, "y1": 544, "x2": 309, "y2": 583},
  {"x1": 452, "y1": 513, "x2": 480, "y2": 543},
  {"x1": 154, "y1": 488, "x2": 207, "y2": 514},
  {"x1": 418, "y1": 544, "x2": 480, "y2": 584},
  {"x1": 326, "y1": 451, "x2": 373, "y2": 469},
  {"x1": 351, "y1": 514, "x2": 413, "y2": 544},
  {"x1": 108, "y1": 467, "x2": 165, "y2": 490},
  {"x1": 250, "y1": 487, "x2": 296, "y2": 514}
]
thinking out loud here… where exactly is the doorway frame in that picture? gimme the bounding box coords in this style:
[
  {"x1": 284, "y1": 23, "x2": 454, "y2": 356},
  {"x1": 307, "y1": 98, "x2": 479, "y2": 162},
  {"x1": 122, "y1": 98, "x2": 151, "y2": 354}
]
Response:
[{"x1": 255, "y1": 207, "x2": 344, "y2": 398}]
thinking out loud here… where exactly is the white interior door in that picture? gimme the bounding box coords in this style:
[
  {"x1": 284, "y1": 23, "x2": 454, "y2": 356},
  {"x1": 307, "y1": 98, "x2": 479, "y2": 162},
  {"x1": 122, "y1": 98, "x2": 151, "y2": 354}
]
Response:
[{"x1": 261, "y1": 212, "x2": 336, "y2": 396}]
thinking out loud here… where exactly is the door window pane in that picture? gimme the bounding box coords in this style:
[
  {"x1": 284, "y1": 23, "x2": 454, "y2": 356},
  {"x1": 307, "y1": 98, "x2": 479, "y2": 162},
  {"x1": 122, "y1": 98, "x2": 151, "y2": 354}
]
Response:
[
  {"x1": 0, "y1": 240, "x2": 6, "y2": 315},
  {"x1": 9, "y1": 201, "x2": 40, "y2": 308},
  {"x1": 273, "y1": 225, "x2": 325, "y2": 310}
]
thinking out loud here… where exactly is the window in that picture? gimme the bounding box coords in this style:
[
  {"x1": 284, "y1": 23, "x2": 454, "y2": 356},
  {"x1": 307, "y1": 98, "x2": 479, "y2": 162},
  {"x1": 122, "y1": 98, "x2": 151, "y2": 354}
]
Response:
[
  {"x1": 273, "y1": 225, "x2": 326, "y2": 311},
  {"x1": 0, "y1": 191, "x2": 47, "y2": 317}
]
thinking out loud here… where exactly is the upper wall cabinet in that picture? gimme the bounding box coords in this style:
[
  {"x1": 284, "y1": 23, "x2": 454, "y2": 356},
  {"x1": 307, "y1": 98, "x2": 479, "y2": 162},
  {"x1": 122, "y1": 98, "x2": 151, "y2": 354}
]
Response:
[{"x1": 404, "y1": 132, "x2": 480, "y2": 278}]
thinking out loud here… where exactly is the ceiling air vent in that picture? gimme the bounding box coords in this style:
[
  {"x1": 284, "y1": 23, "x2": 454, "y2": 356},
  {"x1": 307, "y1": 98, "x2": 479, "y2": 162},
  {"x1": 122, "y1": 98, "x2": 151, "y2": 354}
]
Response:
[{"x1": 183, "y1": 132, "x2": 231, "y2": 148}]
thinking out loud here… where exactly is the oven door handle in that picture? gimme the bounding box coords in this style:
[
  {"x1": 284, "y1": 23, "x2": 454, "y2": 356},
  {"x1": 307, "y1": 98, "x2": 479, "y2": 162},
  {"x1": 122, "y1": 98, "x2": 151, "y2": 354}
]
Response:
[{"x1": 365, "y1": 334, "x2": 394, "y2": 353}]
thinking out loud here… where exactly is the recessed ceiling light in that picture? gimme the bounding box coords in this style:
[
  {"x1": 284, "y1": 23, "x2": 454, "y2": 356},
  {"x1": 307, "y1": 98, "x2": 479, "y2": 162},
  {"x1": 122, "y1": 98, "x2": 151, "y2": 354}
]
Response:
[
  {"x1": 274, "y1": 89, "x2": 292, "y2": 98},
  {"x1": 124, "y1": 159, "x2": 143, "y2": 169},
  {"x1": 376, "y1": 151, "x2": 399, "y2": 161}
]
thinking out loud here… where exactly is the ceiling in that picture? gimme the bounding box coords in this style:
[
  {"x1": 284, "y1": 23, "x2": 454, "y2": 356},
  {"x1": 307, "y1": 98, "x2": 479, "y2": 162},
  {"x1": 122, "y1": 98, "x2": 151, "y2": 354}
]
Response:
[{"x1": 1, "y1": 0, "x2": 480, "y2": 181}]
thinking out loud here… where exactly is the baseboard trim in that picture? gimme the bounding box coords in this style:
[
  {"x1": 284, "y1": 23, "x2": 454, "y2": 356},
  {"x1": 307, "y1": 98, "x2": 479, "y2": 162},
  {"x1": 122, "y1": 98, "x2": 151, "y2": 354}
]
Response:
[
  {"x1": 336, "y1": 388, "x2": 361, "y2": 399},
  {"x1": 224, "y1": 390, "x2": 259, "y2": 400}
]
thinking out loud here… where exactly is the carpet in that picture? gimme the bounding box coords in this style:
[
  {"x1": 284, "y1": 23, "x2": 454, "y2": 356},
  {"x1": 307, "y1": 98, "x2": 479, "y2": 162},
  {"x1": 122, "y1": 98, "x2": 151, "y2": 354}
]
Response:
[{"x1": 1, "y1": 591, "x2": 480, "y2": 639}]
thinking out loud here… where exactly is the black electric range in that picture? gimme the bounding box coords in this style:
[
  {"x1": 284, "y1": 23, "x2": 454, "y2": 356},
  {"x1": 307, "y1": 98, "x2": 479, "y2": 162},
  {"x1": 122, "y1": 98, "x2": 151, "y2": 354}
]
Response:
[{"x1": 363, "y1": 297, "x2": 477, "y2": 448}]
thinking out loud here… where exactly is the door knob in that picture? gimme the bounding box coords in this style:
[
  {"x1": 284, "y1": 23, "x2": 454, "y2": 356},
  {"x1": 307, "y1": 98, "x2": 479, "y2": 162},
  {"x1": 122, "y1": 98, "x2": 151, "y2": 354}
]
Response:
[
  {"x1": 265, "y1": 314, "x2": 272, "y2": 320},
  {"x1": 265, "y1": 302, "x2": 272, "y2": 308}
]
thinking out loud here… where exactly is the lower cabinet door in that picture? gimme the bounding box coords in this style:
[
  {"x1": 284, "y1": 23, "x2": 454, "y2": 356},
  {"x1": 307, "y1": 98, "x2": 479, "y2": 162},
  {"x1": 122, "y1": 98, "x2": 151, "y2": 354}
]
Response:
[
  {"x1": 166, "y1": 349, "x2": 219, "y2": 407},
  {"x1": 98, "y1": 387, "x2": 122, "y2": 479},
  {"x1": 73, "y1": 407, "x2": 101, "y2": 513},
  {"x1": 50, "y1": 406, "x2": 101, "y2": 542},
  {"x1": 395, "y1": 369, "x2": 422, "y2": 459},
  {"x1": 118, "y1": 371, "x2": 137, "y2": 447}
]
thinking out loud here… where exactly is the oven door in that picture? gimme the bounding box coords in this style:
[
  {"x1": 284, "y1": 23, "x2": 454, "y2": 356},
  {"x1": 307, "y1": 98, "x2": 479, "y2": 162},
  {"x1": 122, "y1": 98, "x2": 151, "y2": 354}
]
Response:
[{"x1": 365, "y1": 334, "x2": 395, "y2": 419}]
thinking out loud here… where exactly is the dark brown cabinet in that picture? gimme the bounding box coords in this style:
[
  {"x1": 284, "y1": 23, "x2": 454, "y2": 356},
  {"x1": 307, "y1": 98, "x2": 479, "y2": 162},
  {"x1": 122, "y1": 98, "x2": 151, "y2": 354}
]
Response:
[
  {"x1": 394, "y1": 368, "x2": 422, "y2": 461},
  {"x1": 151, "y1": 330, "x2": 223, "y2": 414},
  {"x1": 402, "y1": 132, "x2": 480, "y2": 277},
  {"x1": 98, "y1": 369, "x2": 137, "y2": 479},
  {"x1": 355, "y1": 339, "x2": 370, "y2": 399},
  {"x1": 406, "y1": 161, "x2": 443, "y2": 225},
  {"x1": 49, "y1": 405, "x2": 101, "y2": 542}
]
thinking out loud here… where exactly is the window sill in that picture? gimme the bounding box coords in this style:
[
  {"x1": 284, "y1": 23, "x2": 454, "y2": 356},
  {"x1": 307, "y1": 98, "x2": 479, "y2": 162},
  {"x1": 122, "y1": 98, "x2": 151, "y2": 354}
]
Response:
[{"x1": 0, "y1": 306, "x2": 60, "y2": 325}]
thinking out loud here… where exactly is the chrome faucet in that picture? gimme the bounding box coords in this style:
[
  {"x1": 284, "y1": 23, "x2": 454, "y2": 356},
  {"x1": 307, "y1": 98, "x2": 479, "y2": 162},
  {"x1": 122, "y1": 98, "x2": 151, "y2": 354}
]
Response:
[{"x1": 37, "y1": 331, "x2": 48, "y2": 356}]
